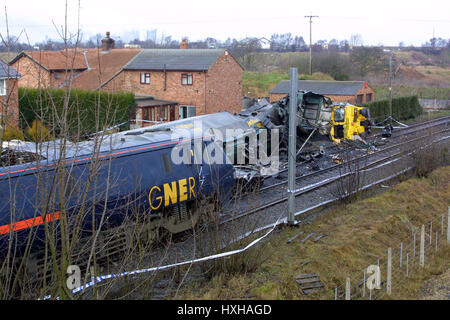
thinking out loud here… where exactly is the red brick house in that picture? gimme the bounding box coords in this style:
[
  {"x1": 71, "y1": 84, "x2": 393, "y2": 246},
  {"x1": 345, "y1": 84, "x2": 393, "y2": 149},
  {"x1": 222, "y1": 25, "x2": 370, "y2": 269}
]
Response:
[
  {"x1": 10, "y1": 34, "x2": 244, "y2": 128},
  {"x1": 10, "y1": 50, "x2": 89, "y2": 89},
  {"x1": 0, "y1": 60, "x2": 20, "y2": 129},
  {"x1": 101, "y1": 44, "x2": 243, "y2": 128},
  {"x1": 270, "y1": 80, "x2": 375, "y2": 105}
]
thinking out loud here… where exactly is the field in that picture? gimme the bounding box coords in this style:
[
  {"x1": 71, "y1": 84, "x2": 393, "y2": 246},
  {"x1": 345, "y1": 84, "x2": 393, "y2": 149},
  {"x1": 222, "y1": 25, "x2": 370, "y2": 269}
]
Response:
[
  {"x1": 173, "y1": 166, "x2": 450, "y2": 300},
  {"x1": 241, "y1": 49, "x2": 450, "y2": 101}
]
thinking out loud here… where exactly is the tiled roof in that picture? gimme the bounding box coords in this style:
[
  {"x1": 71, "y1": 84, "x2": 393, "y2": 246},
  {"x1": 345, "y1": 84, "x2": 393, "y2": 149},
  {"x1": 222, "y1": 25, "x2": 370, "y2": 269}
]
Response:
[
  {"x1": 0, "y1": 52, "x2": 19, "y2": 64},
  {"x1": 66, "y1": 49, "x2": 142, "y2": 90},
  {"x1": 270, "y1": 80, "x2": 367, "y2": 96},
  {"x1": 123, "y1": 49, "x2": 225, "y2": 71},
  {"x1": 136, "y1": 97, "x2": 179, "y2": 107},
  {"x1": 12, "y1": 50, "x2": 88, "y2": 71},
  {"x1": 0, "y1": 60, "x2": 20, "y2": 79}
]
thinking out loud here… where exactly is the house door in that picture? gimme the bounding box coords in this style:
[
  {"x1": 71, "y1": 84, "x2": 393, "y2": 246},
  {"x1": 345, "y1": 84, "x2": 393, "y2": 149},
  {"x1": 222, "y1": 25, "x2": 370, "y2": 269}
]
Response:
[{"x1": 170, "y1": 105, "x2": 175, "y2": 121}]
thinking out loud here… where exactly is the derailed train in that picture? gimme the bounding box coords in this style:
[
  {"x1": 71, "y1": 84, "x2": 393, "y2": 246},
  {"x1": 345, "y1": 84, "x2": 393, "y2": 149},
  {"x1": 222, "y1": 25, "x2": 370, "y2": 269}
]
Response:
[
  {"x1": 0, "y1": 91, "x2": 371, "y2": 257},
  {"x1": 0, "y1": 118, "x2": 237, "y2": 256}
]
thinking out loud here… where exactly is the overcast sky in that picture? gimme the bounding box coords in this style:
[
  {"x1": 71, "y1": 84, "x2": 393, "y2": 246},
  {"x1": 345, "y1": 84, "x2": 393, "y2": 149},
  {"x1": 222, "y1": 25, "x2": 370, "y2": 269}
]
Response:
[{"x1": 1, "y1": 0, "x2": 449, "y2": 46}]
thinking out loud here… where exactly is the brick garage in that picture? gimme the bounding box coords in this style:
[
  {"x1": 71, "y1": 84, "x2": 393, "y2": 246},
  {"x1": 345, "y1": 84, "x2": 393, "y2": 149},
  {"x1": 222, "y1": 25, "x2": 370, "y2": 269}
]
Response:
[{"x1": 270, "y1": 80, "x2": 375, "y2": 105}]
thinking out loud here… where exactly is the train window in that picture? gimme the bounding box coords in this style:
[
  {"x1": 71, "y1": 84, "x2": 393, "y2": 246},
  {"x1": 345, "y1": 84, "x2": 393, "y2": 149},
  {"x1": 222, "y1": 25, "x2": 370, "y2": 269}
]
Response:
[
  {"x1": 162, "y1": 153, "x2": 172, "y2": 173},
  {"x1": 333, "y1": 107, "x2": 345, "y2": 122}
]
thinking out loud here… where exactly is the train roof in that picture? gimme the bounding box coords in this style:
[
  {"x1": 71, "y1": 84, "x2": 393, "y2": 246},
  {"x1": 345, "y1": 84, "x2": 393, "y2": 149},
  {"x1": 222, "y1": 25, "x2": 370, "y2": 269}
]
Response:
[{"x1": 1, "y1": 112, "x2": 252, "y2": 170}]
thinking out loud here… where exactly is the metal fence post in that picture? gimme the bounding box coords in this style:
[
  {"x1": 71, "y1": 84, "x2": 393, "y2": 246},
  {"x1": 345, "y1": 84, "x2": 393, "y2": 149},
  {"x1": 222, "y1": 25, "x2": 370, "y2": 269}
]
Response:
[
  {"x1": 345, "y1": 278, "x2": 351, "y2": 300},
  {"x1": 420, "y1": 224, "x2": 425, "y2": 267},
  {"x1": 406, "y1": 253, "x2": 409, "y2": 277},
  {"x1": 430, "y1": 221, "x2": 433, "y2": 245},
  {"x1": 413, "y1": 233, "x2": 416, "y2": 257},
  {"x1": 447, "y1": 207, "x2": 450, "y2": 245},
  {"x1": 335, "y1": 287, "x2": 337, "y2": 300},
  {"x1": 436, "y1": 231, "x2": 438, "y2": 252},
  {"x1": 363, "y1": 270, "x2": 366, "y2": 297},
  {"x1": 387, "y1": 248, "x2": 392, "y2": 295}
]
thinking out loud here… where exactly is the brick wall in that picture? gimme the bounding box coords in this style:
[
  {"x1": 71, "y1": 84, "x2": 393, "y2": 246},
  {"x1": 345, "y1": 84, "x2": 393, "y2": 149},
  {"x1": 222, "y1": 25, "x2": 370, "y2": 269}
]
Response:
[
  {"x1": 11, "y1": 56, "x2": 52, "y2": 88},
  {"x1": 1, "y1": 78, "x2": 19, "y2": 128},
  {"x1": 355, "y1": 85, "x2": 375, "y2": 104},
  {"x1": 204, "y1": 52, "x2": 243, "y2": 115},
  {"x1": 11, "y1": 56, "x2": 74, "y2": 89}
]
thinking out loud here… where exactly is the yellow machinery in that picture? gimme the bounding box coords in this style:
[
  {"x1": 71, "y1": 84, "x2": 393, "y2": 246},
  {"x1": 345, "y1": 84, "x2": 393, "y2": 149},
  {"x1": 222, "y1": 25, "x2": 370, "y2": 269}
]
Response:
[{"x1": 330, "y1": 103, "x2": 372, "y2": 143}]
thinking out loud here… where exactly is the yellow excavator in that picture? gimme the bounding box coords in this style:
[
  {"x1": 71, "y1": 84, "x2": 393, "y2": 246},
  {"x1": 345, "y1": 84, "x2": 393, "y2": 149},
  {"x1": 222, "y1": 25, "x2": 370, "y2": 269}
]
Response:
[{"x1": 329, "y1": 103, "x2": 372, "y2": 144}]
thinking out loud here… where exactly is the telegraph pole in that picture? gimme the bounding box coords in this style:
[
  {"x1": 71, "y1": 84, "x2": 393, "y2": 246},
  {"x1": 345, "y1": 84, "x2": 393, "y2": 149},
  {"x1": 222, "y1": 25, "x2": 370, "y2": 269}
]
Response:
[
  {"x1": 305, "y1": 15, "x2": 318, "y2": 75},
  {"x1": 389, "y1": 53, "x2": 393, "y2": 127}
]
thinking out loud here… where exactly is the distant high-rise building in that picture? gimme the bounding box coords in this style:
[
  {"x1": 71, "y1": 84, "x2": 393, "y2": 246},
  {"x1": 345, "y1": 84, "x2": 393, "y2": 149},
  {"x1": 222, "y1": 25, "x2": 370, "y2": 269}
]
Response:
[{"x1": 146, "y1": 29, "x2": 157, "y2": 42}]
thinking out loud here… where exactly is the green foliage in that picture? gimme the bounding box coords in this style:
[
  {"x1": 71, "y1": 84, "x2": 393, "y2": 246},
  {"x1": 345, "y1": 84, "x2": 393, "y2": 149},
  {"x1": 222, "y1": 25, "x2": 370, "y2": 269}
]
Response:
[
  {"x1": 25, "y1": 120, "x2": 53, "y2": 142},
  {"x1": 372, "y1": 85, "x2": 450, "y2": 100},
  {"x1": 19, "y1": 88, "x2": 136, "y2": 138},
  {"x1": 1, "y1": 125, "x2": 24, "y2": 141},
  {"x1": 242, "y1": 71, "x2": 334, "y2": 97},
  {"x1": 362, "y1": 96, "x2": 423, "y2": 122},
  {"x1": 350, "y1": 47, "x2": 388, "y2": 76}
]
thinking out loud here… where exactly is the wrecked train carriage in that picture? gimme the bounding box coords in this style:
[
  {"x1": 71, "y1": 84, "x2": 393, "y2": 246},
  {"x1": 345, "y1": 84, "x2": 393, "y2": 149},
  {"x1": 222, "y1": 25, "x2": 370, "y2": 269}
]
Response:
[{"x1": 0, "y1": 125, "x2": 236, "y2": 256}]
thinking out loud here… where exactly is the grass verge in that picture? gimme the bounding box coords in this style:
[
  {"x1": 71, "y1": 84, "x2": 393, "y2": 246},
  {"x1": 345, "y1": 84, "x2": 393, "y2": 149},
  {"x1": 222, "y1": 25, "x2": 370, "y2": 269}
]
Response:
[{"x1": 173, "y1": 166, "x2": 450, "y2": 300}]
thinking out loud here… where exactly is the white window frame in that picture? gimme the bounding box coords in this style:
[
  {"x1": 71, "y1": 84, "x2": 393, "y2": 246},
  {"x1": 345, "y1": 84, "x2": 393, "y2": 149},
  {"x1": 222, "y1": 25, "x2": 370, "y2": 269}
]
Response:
[
  {"x1": 179, "y1": 105, "x2": 196, "y2": 119},
  {"x1": 0, "y1": 79, "x2": 6, "y2": 96},
  {"x1": 181, "y1": 73, "x2": 193, "y2": 85},
  {"x1": 140, "y1": 72, "x2": 151, "y2": 84}
]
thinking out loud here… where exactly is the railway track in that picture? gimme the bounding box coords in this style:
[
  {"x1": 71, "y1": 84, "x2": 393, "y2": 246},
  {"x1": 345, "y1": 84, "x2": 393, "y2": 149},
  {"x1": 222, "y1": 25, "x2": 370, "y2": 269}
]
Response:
[
  {"x1": 260, "y1": 115, "x2": 450, "y2": 191},
  {"x1": 220, "y1": 116, "x2": 450, "y2": 222},
  {"x1": 18, "y1": 116, "x2": 450, "y2": 299},
  {"x1": 218, "y1": 128, "x2": 450, "y2": 237}
]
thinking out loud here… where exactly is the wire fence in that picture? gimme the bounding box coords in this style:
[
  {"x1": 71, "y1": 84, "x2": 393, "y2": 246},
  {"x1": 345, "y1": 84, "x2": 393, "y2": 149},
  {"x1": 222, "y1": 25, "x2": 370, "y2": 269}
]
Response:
[{"x1": 334, "y1": 206, "x2": 450, "y2": 300}]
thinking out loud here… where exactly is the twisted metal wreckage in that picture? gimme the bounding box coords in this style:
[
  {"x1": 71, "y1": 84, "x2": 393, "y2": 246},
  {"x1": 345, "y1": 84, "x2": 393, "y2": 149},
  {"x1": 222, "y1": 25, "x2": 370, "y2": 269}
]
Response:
[{"x1": 1, "y1": 91, "x2": 373, "y2": 186}]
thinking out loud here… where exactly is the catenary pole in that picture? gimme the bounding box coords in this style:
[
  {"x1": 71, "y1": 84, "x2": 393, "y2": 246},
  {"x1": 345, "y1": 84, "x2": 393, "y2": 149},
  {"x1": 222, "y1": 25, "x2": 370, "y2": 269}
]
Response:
[{"x1": 287, "y1": 68, "x2": 298, "y2": 226}]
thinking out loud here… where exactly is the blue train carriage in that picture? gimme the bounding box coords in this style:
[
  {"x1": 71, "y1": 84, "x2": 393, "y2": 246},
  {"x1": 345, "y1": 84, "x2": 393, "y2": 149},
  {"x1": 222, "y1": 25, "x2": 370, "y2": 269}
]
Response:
[{"x1": 0, "y1": 125, "x2": 236, "y2": 256}]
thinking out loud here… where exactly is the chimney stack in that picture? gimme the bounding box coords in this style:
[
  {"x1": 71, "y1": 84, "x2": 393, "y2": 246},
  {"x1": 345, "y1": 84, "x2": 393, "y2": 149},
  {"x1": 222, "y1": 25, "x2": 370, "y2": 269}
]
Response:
[
  {"x1": 180, "y1": 39, "x2": 188, "y2": 49},
  {"x1": 102, "y1": 32, "x2": 115, "y2": 52}
]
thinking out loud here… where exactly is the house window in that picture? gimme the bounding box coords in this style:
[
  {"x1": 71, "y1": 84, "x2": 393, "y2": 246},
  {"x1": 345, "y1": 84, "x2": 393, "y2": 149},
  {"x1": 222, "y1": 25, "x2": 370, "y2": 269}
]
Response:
[
  {"x1": 142, "y1": 105, "x2": 170, "y2": 122},
  {"x1": 181, "y1": 74, "x2": 193, "y2": 85},
  {"x1": 356, "y1": 94, "x2": 363, "y2": 104},
  {"x1": 366, "y1": 93, "x2": 373, "y2": 103},
  {"x1": 179, "y1": 106, "x2": 196, "y2": 119},
  {"x1": 140, "y1": 72, "x2": 151, "y2": 84},
  {"x1": 0, "y1": 79, "x2": 6, "y2": 96}
]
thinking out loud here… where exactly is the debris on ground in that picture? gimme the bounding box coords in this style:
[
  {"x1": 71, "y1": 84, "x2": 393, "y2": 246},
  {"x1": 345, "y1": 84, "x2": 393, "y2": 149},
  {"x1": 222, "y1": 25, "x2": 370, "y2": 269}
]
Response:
[
  {"x1": 287, "y1": 231, "x2": 304, "y2": 244},
  {"x1": 295, "y1": 273, "x2": 325, "y2": 295},
  {"x1": 300, "y1": 233, "x2": 315, "y2": 243}
]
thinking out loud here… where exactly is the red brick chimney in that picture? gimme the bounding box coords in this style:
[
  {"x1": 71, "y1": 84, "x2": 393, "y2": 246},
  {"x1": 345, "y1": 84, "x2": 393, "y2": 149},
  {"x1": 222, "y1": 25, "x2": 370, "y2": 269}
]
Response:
[
  {"x1": 180, "y1": 39, "x2": 188, "y2": 49},
  {"x1": 102, "y1": 32, "x2": 115, "y2": 52}
]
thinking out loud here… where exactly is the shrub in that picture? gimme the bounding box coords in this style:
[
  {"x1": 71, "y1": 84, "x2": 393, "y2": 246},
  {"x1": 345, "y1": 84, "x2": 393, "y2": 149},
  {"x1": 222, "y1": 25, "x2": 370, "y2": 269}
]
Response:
[
  {"x1": 1, "y1": 125, "x2": 24, "y2": 141},
  {"x1": 25, "y1": 120, "x2": 53, "y2": 142},
  {"x1": 362, "y1": 95, "x2": 423, "y2": 122},
  {"x1": 19, "y1": 88, "x2": 136, "y2": 138}
]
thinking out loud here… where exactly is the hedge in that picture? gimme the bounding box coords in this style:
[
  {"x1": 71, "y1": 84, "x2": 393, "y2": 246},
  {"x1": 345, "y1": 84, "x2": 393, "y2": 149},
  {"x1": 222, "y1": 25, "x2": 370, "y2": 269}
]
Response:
[
  {"x1": 362, "y1": 96, "x2": 423, "y2": 123},
  {"x1": 19, "y1": 88, "x2": 136, "y2": 138}
]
